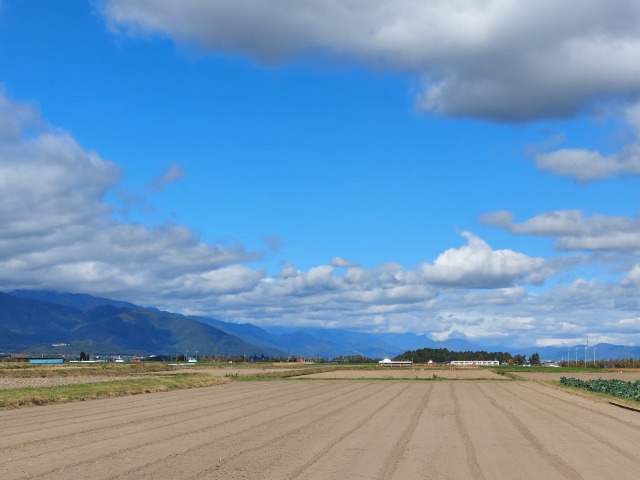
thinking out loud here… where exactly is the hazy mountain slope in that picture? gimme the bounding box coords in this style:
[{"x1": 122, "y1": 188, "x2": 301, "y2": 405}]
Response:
[
  {"x1": 0, "y1": 292, "x2": 83, "y2": 350},
  {"x1": 0, "y1": 292, "x2": 281, "y2": 356},
  {"x1": 5, "y1": 290, "x2": 640, "y2": 360},
  {"x1": 10, "y1": 289, "x2": 138, "y2": 312}
]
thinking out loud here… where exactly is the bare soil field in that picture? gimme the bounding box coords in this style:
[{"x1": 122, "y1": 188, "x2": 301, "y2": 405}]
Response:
[
  {"x1": 306, "y1": 367, "x2": 504, "y2": 379},
  {"x1": 171, "y1": 366, "x2": 307, "y2": 376},
  {"x1": 2, "y1": 379, "x2": 640, "y2": 479}
]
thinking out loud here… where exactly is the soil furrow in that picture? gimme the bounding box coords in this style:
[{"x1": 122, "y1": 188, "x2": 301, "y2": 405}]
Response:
[
  {"x1": 0, "y1": 381, "x2": 328, "y2": 463},
  {"x1": 16, "y1": 382, "x2": 373, "y2": 480},
  {"x1": 475, "y1": 384, "x2": 583, "y2": 480},
  {"x1": 5, "y1": 377, "x2": 640, "y2": 479},
  {"x1": 450, "y1": 383, "x2": 486, "y2": 480},
  {"x1": 516, "y1": 380, "x2": 640, "y2": 432},
  {"x1": 279, "y1": 382, "x2": 414, "y2": 480},
  {"x1": 0, "y1": 379, "x2": 289, "y2": 432},
  {"x1": 101, "y1": 381, "x2": 392, "y2": 480},
  {"x1": 492, "y1": 382, "x2": 640, "y2": 464},
  {"x1": 375, "y1": 383, "x2": 433, "y2": 479}
]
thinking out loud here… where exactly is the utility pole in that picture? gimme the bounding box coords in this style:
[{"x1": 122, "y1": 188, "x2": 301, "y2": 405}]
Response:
[{"x1": 585, "y1": 337, "x2": 588, "y2": 367}]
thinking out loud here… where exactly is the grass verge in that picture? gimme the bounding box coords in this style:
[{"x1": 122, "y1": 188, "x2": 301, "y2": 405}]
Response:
[
  {"x1": 0, "y1": 362, "x2": 175, "y2": 377},
  {"x1": 492, "y1": 366, "x2": 615, "y2": 374},
  {"x1": 0, "y1": 374, "x2": 228, "y2": 409}
]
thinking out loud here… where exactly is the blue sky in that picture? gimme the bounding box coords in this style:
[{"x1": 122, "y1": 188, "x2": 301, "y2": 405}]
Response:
[{"x1": 1, "y1": 0, "x2": 640, "y2": 348}]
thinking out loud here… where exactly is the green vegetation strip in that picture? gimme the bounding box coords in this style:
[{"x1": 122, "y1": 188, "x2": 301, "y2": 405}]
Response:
[
  {"x1": 560, "y1": 377, "x2": 640, "y2": 402},
  {"x1": 0, "y1": 374, "x2": 228, "y2": 409},
  {"x1": 0, "y1": 363, "x2": 174, "y2": 377},
  {"x1": 494, "y1": 366, "x2": 614, "y2": 374}
]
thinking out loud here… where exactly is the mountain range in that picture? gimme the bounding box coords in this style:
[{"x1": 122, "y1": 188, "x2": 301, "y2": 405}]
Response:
[{"x1": 2, "y1": 290, "x2": 640, "y2": 361}]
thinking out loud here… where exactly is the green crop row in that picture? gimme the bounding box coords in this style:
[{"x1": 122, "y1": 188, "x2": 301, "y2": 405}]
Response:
[{"x1": 560, "y1": 377, "x2": 640, "y2": 401}]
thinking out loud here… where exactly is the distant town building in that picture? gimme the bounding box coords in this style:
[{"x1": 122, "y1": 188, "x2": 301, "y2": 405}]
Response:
[
  {"x1": 378, "y1": 358, "x2": 413, "y2": 366},
  {"x1": 449, "y1": 360, "x2": 500, "y2": 366}
]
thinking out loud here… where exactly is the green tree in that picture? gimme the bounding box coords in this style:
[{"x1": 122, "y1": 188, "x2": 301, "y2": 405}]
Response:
[
  {"x1": 529, "y1": 353, "x2": 541, "y2": 365},
  {"x1": 513, "y1": 354, "x2": 526, "y2": 365}
]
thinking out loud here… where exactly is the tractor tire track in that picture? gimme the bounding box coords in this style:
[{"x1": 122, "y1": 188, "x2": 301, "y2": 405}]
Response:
[
  {"x1": 12, "y1": 385, "x2": 366, "y2": 478},
  {"x1": 515, "y1": 381, "x2": 640, "y2": 433},
  {"x1": 491, "y1": 382, "x2": 640, "y2": 465},
  {"x1": 375, "y1": 383, "x2": 434, "y2": 480},
  {"x1": 280, "y1": 382, "x2": 414, "y2": 480},
  {"x1": 450, "y1": 384, "x2": 486, "y2": 480},
  {"x1": 102, "y1": 381, "x2": 399, "y2": 480},
  {"x1": 0, "y1": 379, "x2": 295, "y2": 433},
  {"x1": 475, "y1": 384, "x2": 583, "y2": 480},
  {"x1": 20, "y1": 382, "x2": 374, "y2": 480},
  {"x1": 0, "y1": 381, "x2": 329, "y2": 464}
]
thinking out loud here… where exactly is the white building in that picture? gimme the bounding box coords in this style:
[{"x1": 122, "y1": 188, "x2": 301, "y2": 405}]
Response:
[{"x1": 378, "y1": 358, "x2": 413, "y2": 366}]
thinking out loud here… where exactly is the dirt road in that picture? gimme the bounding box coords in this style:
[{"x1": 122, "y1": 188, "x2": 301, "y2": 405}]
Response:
[{"x1": 2, "y1": 380, "x2": 640, "y2": 479}]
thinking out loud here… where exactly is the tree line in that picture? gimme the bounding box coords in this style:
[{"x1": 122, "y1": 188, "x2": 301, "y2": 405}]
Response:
[{"x1": 395, "y1": 348, "x2": 541, "y2": 365}]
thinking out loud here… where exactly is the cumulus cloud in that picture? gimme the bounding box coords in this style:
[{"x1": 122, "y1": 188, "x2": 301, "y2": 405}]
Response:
[
  {"x1": 535, "y1": 145, "x2": 640, "y2": 182},
  {"x1": 481, "y1": 209, "x2": 640, "y2": 254},
  {"x1": 101, "y1": 0, "x2": 640, "y2": 122},
  {"x1": 0, "y1": 92, "x2": 256, "y2": 301},
  {"x1": 2, "y1": 93, "x2": 637, "y2": 346},
  {"x1": 535, "y1": 102, "x2": 640, "y2": 181},
  {"x1": 419, "y1": 232, "x2": 549, "y2": 288},
  {"x1": 330, "y1": 256, "x2": 360, "y2": 268},
  {"x1": 623, "y1": 265, "x2": 640, "y2": 285},
  {"x1": 0, "y1": 89, "x2": 40, "y2": 140}
]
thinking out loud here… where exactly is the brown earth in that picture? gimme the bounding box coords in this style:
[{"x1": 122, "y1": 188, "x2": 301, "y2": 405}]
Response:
[
  {"x1": 2, "y1": 379, "x2": 640, "y2": 479},
  {"x1": 305, "y1": 366, "x2": 504, "y2": 379}
]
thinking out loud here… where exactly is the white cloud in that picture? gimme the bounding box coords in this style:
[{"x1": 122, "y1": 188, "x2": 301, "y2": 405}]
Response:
[
  {"x1": 102, "y1": 0, "x2": 640, "y2": 122},
  {"x1": 534, "y1": 102, "x2": 640, "y2": 181},
  {"x1": 480, "y1": 210, "x2": 587, "y2": 236},
  {"x1": 535, "y1": 146, "x2": 640, "y2": 182},
  {"x1": 179, "y1": 265, "x2": 264, "y2": 295},
  {"x1": 2, "y1": 93, "x2": 639, "y2": 346},
  {"x1": 0, "y1": 92, "x2": 255, "y2": 300},
  {"x1": 419, "y1": 232, "x2": 549, "y2": 288},
  {"x1": 463, "y1": 287, "x2": 528, "y2": 306},
  {"x1": 330, "y1": 256, "x2": 360, "y2": 268},
  {"x1": 481, "y1": 209, "x2": 640, "y2": 254},
  {"x1": 149, "y1": 162, "x2": 186, "y2": 191},
  {"x1": 623, "y1": 265, "x2": 640, "y2": 285},
  {"x1": 0, "y1": 88, "x2": 40, "y2": 140}
]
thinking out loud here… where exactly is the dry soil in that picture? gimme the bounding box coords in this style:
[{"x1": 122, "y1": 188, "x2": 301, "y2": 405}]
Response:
[{"x1": 1, "y1": 379, "x2": 640, "y2": 479}]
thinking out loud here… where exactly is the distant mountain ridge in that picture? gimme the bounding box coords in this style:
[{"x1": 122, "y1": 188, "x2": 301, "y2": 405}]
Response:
[
  {"x1": 1, "y1": 291, "x2": 281, "y2": 356},
  {"x1": 10, "y1": 289, "x2": 138, "y2": 311},
  {"x1": 3, "y1": 290, "x2": 640, "y2": 360}
]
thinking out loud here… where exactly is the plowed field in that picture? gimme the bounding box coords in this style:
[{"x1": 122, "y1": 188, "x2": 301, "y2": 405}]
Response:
[{"x1": 2, "y1": 379, "x2": 640, "y2": 479}]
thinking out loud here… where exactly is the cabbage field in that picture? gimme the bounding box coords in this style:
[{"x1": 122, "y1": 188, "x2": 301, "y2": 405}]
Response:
[{"x1": 560, "y1": 376, "x2": 640, "y2": 401}]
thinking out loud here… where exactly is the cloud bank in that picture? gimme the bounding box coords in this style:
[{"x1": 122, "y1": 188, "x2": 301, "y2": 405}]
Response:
[
  {"x1": 101, "y1": 0, "x2": 640, "y2": 122},
  {"x1": 1, "y1": 90, "x2": 587, "y2": 345},
  {"x1": 0, "y1": 92, "x2": 254, "y2": 300},
  {"x1": 535, "y1": 103, "x2": 640, "y2": 181},
  {"x1": 481, "y1": 210, "x2": 640, "y2": 254}
]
